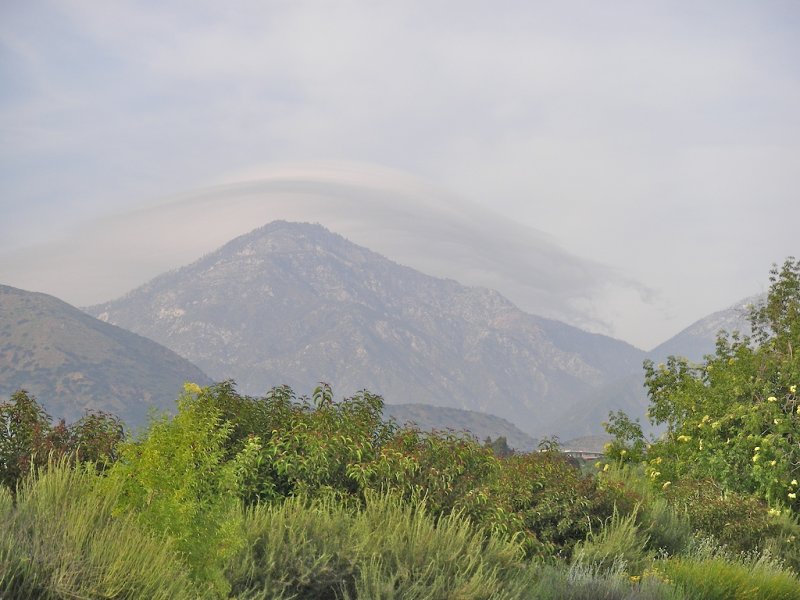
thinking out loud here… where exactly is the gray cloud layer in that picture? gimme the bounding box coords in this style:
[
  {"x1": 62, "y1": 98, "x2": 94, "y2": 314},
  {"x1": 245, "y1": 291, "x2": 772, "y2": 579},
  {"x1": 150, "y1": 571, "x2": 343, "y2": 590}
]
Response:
[{"x1": 0, "y1": 162, "x2": 650, "y2": 341}]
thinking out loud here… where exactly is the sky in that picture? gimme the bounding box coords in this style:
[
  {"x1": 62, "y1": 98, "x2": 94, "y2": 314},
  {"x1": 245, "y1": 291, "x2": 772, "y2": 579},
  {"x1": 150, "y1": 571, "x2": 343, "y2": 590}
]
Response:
[{"x1": 1, "y1": 1, "x2": 799, "y2": 350}]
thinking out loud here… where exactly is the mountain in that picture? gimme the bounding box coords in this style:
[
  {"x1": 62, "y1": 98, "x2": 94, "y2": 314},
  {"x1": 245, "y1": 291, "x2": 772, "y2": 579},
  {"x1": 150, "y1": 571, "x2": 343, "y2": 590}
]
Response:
[
  {"x1": 649, "y1": 295, "x2": 762, "y2": 364},
  {"x1": 0, "y1": 284, "x2": 211, "y2": 425},
  {"x1": 382, "y1": 404, "x2": 538, "y2": 451},
  {"x1": 87, "y1": 221, "x2": 648, "y2": 438}
]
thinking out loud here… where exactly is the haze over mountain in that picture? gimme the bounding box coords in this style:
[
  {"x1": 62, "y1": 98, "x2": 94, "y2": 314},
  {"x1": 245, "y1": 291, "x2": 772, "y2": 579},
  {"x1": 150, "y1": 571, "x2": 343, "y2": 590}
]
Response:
[
  {"x1": 88, "y1": 221, "x2": 648, "y2": 438},
  {"x1": 0, "y1": 285, "x2": 212, "y2": 425},
  {"x1": 649, "y1": 295, "x2": 761, "y2": 364}
]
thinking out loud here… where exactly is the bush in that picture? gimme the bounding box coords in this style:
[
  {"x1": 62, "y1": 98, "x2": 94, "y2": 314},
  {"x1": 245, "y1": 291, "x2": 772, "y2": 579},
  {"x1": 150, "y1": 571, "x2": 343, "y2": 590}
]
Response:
[
  {"x1": 495, "y1": 450, "x2": 637, "y2": 558},
  {"x1": 574, "y1": 507, "x2": 651, "y2": 574},
  {"x1": 529, "y1": 561, "x2": 685, "y2": 600},
  {"x1": 663, "y1": 551, "x2": 800, "y2": 600},
  {"x1": 105, "y1": 384, "x2": 243, "y2": 595},
  {"x1": 0, "y1": 390, "x2": 124, "y2": 491},
  {"x1": 226, "y1": 492, "x2": 530, "y2": 600},
  {"x1": 663, "y1": 478, "x2": 780, "y2": 554},
  {"x1": 0, "y1": 461, "x2": 204, "y2": 599}
]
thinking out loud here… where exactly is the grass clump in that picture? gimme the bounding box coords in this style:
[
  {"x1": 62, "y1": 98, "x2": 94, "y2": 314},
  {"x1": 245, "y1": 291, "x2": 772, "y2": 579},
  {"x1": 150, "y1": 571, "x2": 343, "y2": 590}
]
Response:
[
  {"x1": 0, "y1": 461, "x2": 205, "y2": 599},
  {"x1": 573, "y1": 506, "x2": 651, "y2": 574},
  {"x1": 663, "y1": 548, "x2": 800, "y2": 600},
  {"x1": 528, "y1": 561, "x2": 684, "y2": 600},
  {"x1": 226, "y1": 491, "x2": 529, "y2": 600}
]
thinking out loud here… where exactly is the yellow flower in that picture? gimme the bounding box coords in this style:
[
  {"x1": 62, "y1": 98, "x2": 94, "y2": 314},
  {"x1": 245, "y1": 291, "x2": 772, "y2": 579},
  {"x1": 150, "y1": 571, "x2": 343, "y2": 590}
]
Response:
[
  {"x1": 770, "y1": 460, "x2": 777, "y2": 466},
  {"x1": 768, "y1": 396, "x2": 778, "y2": 403},
  {"x1": 594, "y1": 461, "x2": 602, "y2": 469},
  {"x1": 791, "y1": 479, "x2": 798, "y2": 486},
  {"x1": 791, "y1": 385, "x2": 797, "y2": 394},
  {"x1": 662, "y1": 481, "x2": 672, "y2": 491},
  {"x1": 603, "y1": 464, "x2": 610, "y2": 472},
  {"x1": 754, "y1": 446, "x2": 760, "y2": 452},
  {"x1": 769, "y1": 508, "x2": 782, "y2": 517},
  {"x1": 677, "y1": 435, "x2": 692, "y2": 443},
  {"x1": 789, "y1": 492, "x2": 797, "y2": 500},
  {"x1": 752, "y1": 454, "x2": 760, "y2": 462}
]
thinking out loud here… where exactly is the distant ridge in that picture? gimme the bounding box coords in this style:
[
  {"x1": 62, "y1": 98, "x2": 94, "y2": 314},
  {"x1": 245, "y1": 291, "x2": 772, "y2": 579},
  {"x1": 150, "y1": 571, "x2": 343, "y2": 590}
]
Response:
[
  {"x1": 649, "y1": 295, "x2": 762, "y2": 363},
  {"x1": 0, "y1": 284, "x2": 211, "y2": 425}
]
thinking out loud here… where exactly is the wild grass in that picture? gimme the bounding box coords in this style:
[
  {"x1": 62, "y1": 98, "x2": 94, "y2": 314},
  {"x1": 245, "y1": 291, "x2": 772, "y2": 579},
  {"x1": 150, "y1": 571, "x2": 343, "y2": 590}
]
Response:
[
  {"x1": 648, "y1": 537, "x2": 800, "y2": 600},
  {"x1": 0, "y1": 461, "x2": 207, "y2": 599},
  {"x1": 527, "y1": 561, "x2": 685, "y2": 600},
  {"x1": 573, "y1": 506, "x2": 651, "y2": 574},
  {"x1": 226, "y1": 491, "x2": 531, "y2": 600}
]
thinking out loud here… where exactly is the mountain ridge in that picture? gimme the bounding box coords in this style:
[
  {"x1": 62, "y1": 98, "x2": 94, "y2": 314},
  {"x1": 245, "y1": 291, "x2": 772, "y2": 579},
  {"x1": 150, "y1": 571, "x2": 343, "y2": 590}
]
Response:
[
  {"x1": 87, "y1": 221, "x2": 647, "y2": 438},
  {"x1": 0, "y1": 284, "x2": 212, "y2": 425}
]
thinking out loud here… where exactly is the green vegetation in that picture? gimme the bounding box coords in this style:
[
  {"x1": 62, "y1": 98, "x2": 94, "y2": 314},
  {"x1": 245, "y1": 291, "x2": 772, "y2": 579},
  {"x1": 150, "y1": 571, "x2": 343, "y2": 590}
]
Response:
[{"x1": 2, "y1": 259, "x2": 800, "y2": 597}]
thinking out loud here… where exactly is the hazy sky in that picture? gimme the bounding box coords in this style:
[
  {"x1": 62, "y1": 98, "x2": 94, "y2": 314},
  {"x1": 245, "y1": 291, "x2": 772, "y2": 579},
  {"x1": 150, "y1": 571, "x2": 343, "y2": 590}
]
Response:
[{"x1": 1, "y1": 1, "x2": 798, "y2": 350}]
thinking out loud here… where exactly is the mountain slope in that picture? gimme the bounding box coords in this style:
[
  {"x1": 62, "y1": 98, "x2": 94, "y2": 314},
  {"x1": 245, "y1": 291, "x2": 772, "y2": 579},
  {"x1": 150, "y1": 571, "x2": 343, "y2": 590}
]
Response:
[
  {"x1": 87, "y1": 221, "x2": 647, "y2": 438},
  {"x1": 649, "y1": 295, "x2": 762, "y2": 363},
  {"x1": 0, "y1": 284, "x2": 211, "y2": 425}
]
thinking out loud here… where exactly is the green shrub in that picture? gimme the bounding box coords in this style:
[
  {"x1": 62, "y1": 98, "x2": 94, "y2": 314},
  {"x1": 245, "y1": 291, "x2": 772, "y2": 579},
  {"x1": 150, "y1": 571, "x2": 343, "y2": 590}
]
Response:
[
  {"x1": 495, "y1": 450, "x2": 636, "y2": 558},
  {"x1": 226, "y1": 492, "x2": 529, "y2": 600},
  {"x1": 0, "y1": 390, "x2": 124, "y2": 491},
  {"x1": 529, "y1": 561, "x2": 685, "y2": 600},
  {"x1": 761, "y1": 509, "x2": 800, "y2": 573},
  {"x1": 0, "y1": 461, "x2": 204, "y2": 599},
  {"x1": 664, "y1": 478, "x2": 780, "y2": 553},
  {"x1": 106, "y1": 385, "x2": 243, "y2": 595},
  {"x1": 663, "y1": 553, "x2": 800, "y2": 600},
  {"x1": 642, "y1": 498, "x2": 693, "y2": 557},
  {"x1": 574, "y1": 506, "x2": 651, "y2": 574}
]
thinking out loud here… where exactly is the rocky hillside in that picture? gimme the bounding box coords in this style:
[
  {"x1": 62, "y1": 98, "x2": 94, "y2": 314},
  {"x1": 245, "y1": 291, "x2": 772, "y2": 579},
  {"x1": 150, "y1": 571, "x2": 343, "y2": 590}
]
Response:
[
  {"x1": 0, "y1": 285, "x2": 211, "y2": 425},
  {"x1": 87, "y1": 221, "x2": 648, "y2": 438}
]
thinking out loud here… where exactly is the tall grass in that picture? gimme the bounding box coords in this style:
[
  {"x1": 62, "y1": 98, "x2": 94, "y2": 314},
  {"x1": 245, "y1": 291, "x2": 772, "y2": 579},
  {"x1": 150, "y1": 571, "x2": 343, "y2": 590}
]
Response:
[
  {"x1": 527, "y1": 561, "x2": 685, "y2": 600},
  {"x1": 661, "y1": 539, "x2": 800, "y2": 600},
  {"x1": 0, "y1": 461, "x2": 207, "y2": 599},
  {"x1": 573, "y1": 506, "x2": 651, "y2": 574},
  {"x1": 226, "y1": 491, "x2": 531, "y2": 600}
]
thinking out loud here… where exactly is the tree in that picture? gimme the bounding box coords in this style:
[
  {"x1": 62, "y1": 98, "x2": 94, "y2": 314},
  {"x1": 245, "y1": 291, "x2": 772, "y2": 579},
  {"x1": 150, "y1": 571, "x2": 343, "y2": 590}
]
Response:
[
  {"x1": 603, "y1": 410, "x2": 646, "y2": 464},
  {"x1": 485, "y1": 435, "x2": 513, "y2": 458},
  {"x1": 0, "y1": 390, "x2": 52, "y2": 489},
  {"x1": 642, "y1": 258, "x2": 800, "y2": 509}
]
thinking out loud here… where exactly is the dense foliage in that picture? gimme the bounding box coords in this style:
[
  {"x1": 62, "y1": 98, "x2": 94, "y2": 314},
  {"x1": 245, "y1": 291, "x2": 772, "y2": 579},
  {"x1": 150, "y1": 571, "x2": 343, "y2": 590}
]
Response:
[
  {"x1": 0, "y1": 390, "x2": 122, "y2": 490},
  {"x1": 3, "y1": 259, "x2": 800, "y2": 597},
  {"x1": 626, "y1": 259, "x2": 800, "y2": 511}
]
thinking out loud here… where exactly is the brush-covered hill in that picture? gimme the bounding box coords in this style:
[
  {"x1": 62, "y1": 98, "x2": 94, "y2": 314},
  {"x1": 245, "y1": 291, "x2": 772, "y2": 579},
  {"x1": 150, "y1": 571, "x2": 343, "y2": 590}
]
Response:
[
  {"x1": 0, "y1": 284, "x2": 211, "y2": 425},
  {"x1": 87, "y1": 221, "x2": 648, "y2": 438}
]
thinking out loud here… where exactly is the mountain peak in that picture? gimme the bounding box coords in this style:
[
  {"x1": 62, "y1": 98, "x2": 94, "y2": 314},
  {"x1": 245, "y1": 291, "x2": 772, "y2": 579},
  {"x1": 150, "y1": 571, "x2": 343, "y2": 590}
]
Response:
[{"x1": 87, "y1": 222, "x2": 648, "y2": 438}]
